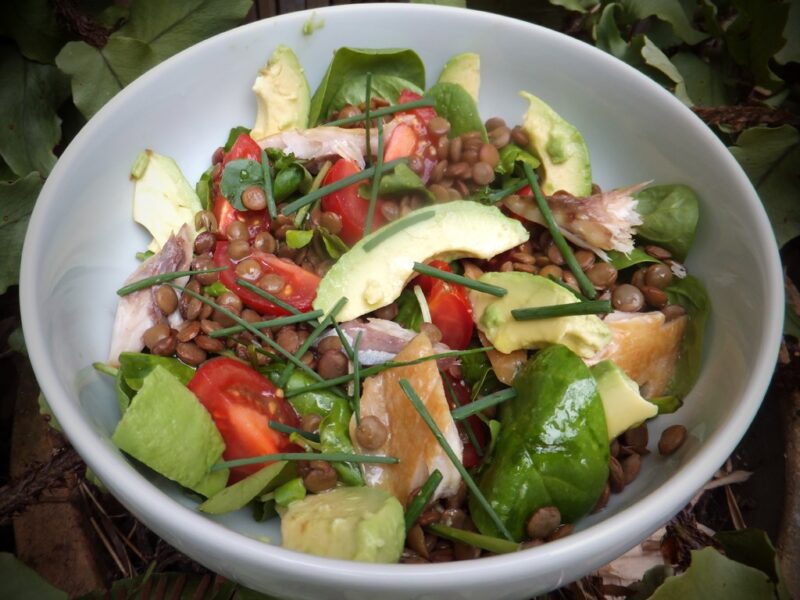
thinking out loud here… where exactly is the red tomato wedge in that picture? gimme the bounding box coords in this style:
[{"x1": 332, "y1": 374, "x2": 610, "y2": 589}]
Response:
[
  {"x1": 416, "y1": 260, "x2": 474, "y2": 350},
  {"x1": 383, "y1": 123, "x2": 419, "y2": 162},
  {"x1": 212, "y1": 133, "x2": 269, "y2": 239},
  {"x1": 188, "y1": 357, "x2": 300, "y2": 482},
  {"x1": 442, "y1": 373, "x2": 488, "y2": 469},
  {"x1": 397, "y1": 89, "x2": 437, "y2": 124},
  {"x1": 213, "y1": 243, "x2": 320, "y2": 316},
  {"x1": 320, "y1": 159, "x2": 388, "y2": 245}
]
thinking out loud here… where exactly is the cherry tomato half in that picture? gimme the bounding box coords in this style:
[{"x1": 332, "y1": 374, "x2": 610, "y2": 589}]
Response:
[
  {"x1": 213, "y1": 243, "x2": 320, "y2": 316},
  {"x1": 320, "y1": 159, "x2": 388, "y2": 246},
  {"x1": 188, "y1": 357, "x2": 300, "y2": 482},
  {"x1": 416, "y1": 260, "x2": 474, "y2": 350},
  {"x1": 442, "y1": 373, "x2": 488, "y2": 469}
]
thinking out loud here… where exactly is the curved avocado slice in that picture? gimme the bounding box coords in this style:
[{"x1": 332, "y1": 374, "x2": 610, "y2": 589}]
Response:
[
  {"x1": 313, "y1": 201, "x2": 529, "y2": 322},
  {"x1": 520, "y1": 91, "x2": 592, "y2": 197},
  {"x1": 591, "y1": 360, "x2": 657, "y2": 440},
  {"x1": 250, "y1": 45, "x2": 310, "y2": 140},
  {"x1": 281, "y1": 487, "x2": 404, "y2": 563},
  {"x1": 437, "y1": 52, "x2": 480, "y2": 101}
]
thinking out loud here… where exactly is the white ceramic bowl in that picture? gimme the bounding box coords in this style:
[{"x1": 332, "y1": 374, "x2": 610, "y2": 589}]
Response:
[{"x1": 20, "y1": 4, "x2": 783, "y2": 599}]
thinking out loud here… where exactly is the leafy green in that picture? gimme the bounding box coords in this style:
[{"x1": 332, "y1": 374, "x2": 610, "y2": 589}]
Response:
[
  {"x1": 319, "y1": 228, "x2": 349, "y2": 259},
  {"x1": 460, "y1": 348, "x2": 503, "y2": 399},
  {"x1": 0, "y1": 172, "x2": 43, "y2": 294},
  {"x1": 607, "y1": 248, "x2": 660, "y2": 270},
  {"x1": 374, "y1": 162, "x2": 433, "y2": 199},
  {"x1": 0, "y1": 46, "x2": 70, "y2": 178},
  {"x1": 195, "y1": 165, "x2": 213, "y2": 211},
  {"x1": 495, "y1": 144, "x2": 540, "y2": 176},
  {"x1": 619, "y1": 0, "x2": 708, "y2": 45},
  {"x1": 634, "y1": 184, "x2": 700, "y2": 261},
  {"x1": 671, "y1": 52, "x2": 730, "y2": 106},
  {"x1": 220, "y1": 158, "x2": 263, "y2": 210},
  {"x1": 666, "y1": 275, "x2": 711, "y2": 399},
  {"x1": 199, "y1": 461, "x2": 290, "y2": 515},
  {"x1": 395, "y1": 288, "x2": 423, "y2": 331},
  {"x1": 648, "y1": 548, "x2": 774, "y2": 600},
  {"x1": 286, "y1": 229, "x2": 314, "y2": 249},
  {"x1": 714, "y1": 528, "x2": 787, "y2": 589},
  {"x1": 309, "y1": 47, "x2": 425, "y2": 125},
  {"x1": 273, "y1": 164, "x2": 304, "y2": 200},
  {"x1": 424, "y1": 81, "x2": 487, "y2": 140},
  {"x1": 203, "y1": 281, "x2": 229, "y2": 297},
  {"x1": 118, "y1": 352, "x2": 195, "y2": 391},
  {"x1": 627, "y1": 565, "x2": 675, "y2": 600},
  {"x1": 729, "y1": 125, "x2": 800, "y2": 249},
  {"x1": 0, "y1": 1, "x2": 69, "y2": 64},
  {"x1": 0, "y1": 552, "x2": 67, "y2": 600},
  {"x1": 224, "y1": 125, "x2": 251, "y2": 151},
  {"x1": 274, "y1": 477, "x2": 307, "y2": 506},
  {"x1": 329, "y1": 74, "x2": 424, "y2": 115}
]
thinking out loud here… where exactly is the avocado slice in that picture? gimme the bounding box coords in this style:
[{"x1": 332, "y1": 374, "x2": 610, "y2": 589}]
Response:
[
  {"x1": 250, "y1": 45, "x2": 310, "y2": 140},
  {"x1": 111, "y1": 366, "x2": 228, "y2": 496},
  {"x1": 281, "y1": 487, "x2": 404, "y2": 563},
  {"x1": 313, "y1": 201, "x2": 529, "y2": 322},
  {"x1": 591, "y1": 360, "x2": 657, "y2": 440},
  {"x1": 132, "y1": 150, "x2": 203, "y2": 252},
  {"x1": 520, "y1": 91, "x2": 592, "y2": 197},
  {"x1": 437, "y1": 52, "x2": 480, "y2": 101},
  {"x1": 469, "y1": 272, "x2": 612, "y2": 357}
]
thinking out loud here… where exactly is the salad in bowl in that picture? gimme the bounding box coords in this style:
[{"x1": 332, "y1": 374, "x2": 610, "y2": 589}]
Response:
[{"x1": 95, "y1": 44, "x2": 709, "y2": 564}]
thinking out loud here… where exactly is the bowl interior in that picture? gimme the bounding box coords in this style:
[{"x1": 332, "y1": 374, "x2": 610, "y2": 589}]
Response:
[{"x1": 20, "y1": 5, "x2": 783, "y2": 599}]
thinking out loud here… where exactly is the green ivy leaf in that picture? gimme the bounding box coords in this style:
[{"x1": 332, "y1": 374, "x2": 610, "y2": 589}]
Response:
[
  {"x1": 671, "y1": 52, "x2": 730, "y2": 106},
  {"x1": 0, "y1": 0, "x2": 70, "y2": 64},
  {"x1": 0, "y1": 552, "x2": 66, "y2": 600},
  {"x1": 715, "y1": 528, "x2": 790, "y2": 598},
  {"x1": 0, "y1": 46, "x2": 69, "y2": 178},
  {"x1": 725, "y1": 0, "x2": 789, "y2": 92},
  {"x1": 728, "y1": 125, "x2": 800, "y2": 249},
  {"x1": 619, "y1": 0, "x2": 708, "y2": 45},
  {"x1": 648, "y1": 547, "x2": 775, "y2": 599},
  {"x1": 0, "y1": 173, "x2": 44, "y2": 294}
]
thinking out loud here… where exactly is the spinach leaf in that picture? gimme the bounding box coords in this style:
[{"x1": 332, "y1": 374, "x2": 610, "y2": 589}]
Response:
[
  {"x1": 424, "y1": 81, "x2": 487, "y2": 140},
  {"x1": 223, "y1": 125, "x2": 250, "y2": 151},
  {"x1": 309, "y1": 47, "x2": 426, "y2": 125},
  {"x1": 329, "y1": 74, "x2": 424, "y2": 116},
  {"x1": 373, "y1": 162, "x2": 433, "y2": 199},
  {"x1": 495, "y1": 144, "x2": 540, "y2": 176},
  {"x1": 220, "y1": 158, "x2": 263, "y2": 210},
  {"x1": 665, "y1": 275, "x2": 710, "y2": 399},
  {"x1": 634, "y1": 184, "x2": 700, "y2": 261},
  {"x1": 118, "y1": 352, "x2": 195, "y2": 391},
  {"x1": 607, "y1": 247, "x2": 660, "y2": 270},
  {"x1": 395, "y1": 289, "x2": 423, "y2": 331},
  {"x1": 195, "y1": 164, "x2": 214, "y2": 211}
]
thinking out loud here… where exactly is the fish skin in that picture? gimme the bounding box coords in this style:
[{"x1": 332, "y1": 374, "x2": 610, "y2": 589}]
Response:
[{"x1": 107, "y1": 224, "x2": 192, "y2": 366}]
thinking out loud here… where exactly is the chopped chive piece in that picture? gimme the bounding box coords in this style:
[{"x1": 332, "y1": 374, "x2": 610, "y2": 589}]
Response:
[
  {"x1": 450, "y1": 388, "x2": 517, "y2": 421},
  {"x1": 211, "y1": 452, "x2": 399, "y2": 471},
  {"x1": 281, "y1": 158, "x2": 407, "y2": 216},
  {"x1": 363, "y1": 210, "x2": 434, "y2": 252},
  {"x1": 413, "y1": 285, "x2": 431, "y2": 323},
  {"x1": 117, "y1": 267, "x2": 227, "y2": 296},
  {"x1": 353, "y1": 331, "x2": 363, "y2": 424},
  {"x1": 486, "y1": 179, "x2": 529, "y2": 204},
  {"x1": 269, "y1": 420, "x2": 320, "y2": 443},
  {"x1": 547, "y1": 275, "x2": 591, "y2": 302},
  {"x1": 283, "y1": 346, "x2": 494, "y2": 397},
  {"x1": 209, "y1": 309, "x2": 324, "y2": 338},
  {"x1": 294, "y1": 161, "x2": 333, "y2": 227},
  {"x1": 261, "y1": 149, "x2": 277, "y2": 219},
  {"x1": 511, "y1": 300, "x2": 612, "y2": 321},
  {"x1": 333, "y1": 322, "x2": 355, "y2": 359},
  {"x1": 234, "y1": 278, "x2": 301, "y2": 315},
  {"x1": 427, "y1": 524, "x2": 520, "y2": 554},
  {"x1": 92, "y1": 362, "x2": 119, "y2": 378},
  {"x1": 523, "y1": 163, "x2": 596, "y2": 299},
  {"x1": 276, "y1": 297, "x2": 348, "y2": 388},
  {"x1": 442, "y1": 372, "x2": 482, "y2": 457},
  {"x1": 398, "y1": 378, "x2": 514, "y2": 541},
  {"x1": 168, "y1": 283, "x2": 328, "y2": 386},
  {"x1": 404, "y1": 469, "x2": 443, "y2": 532},
  {"x1": 365, "y1": 116, "x2": 384, "y2": 235},
  {"x1": 324, "y1": 98, "x2": 436, "y2": 127},
  {"x1": 412, "y1": 262, "x2": 507, "y2": 297},
  {"x1": 364, "y1": 72, "x2": 372, "y2": 166}
]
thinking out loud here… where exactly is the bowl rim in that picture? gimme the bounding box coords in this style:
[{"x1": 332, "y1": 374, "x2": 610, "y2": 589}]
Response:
[{"x1": 20, "y1": 2, "x2": 785, "y2": 591}]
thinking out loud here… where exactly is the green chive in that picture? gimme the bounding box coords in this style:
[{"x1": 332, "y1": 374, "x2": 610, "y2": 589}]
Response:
[
  {"x1": 211, "y1": 452, "x2": 399, "y2": 471},
  {"x1": 209, "y1": 309, "x2": 324, "y2": 338},
  {"x1": 261, "y1": 149, "x2": 277, "y2": 219},
  {"x1": 450, "y1": 388, "x2": 517, "y2": 421},
  {"x1": 333, "y1": 322, "x2": 355, "y2": 359},
  {"x1": 427, "y1": 524, "x2": 520, "y2": 554},
  {"x1": 363, "y1": 211, "x2": 435, "y2": 252},
  {"x1": 404, "y1": 469, "x2": 443, "y2": 532},
  {"x1": 511, "y1": 300, "x2": 612, "y2": 321},
  {"x1": 294, "y1": 161, "x2": 333, "y2": 228},
  {"x1": 234, "y1": 278, "x2": 301, "y2": 315},
  {"x1": 324, "y1": 98, "x2": 436, "y2": 127},
  {"x1": 523, "y1": 163, "x2": 596, "y2": 299},
  {"x1": 486, "y1": 179, "x2": 529, "y2": 204},
  {"x1": 353, "y1": 331, "x2": 363, "y2": 424},
  {"x1": 268, "y1": 420, "x2": 320, "y2": 443},
  {"x1": 168, "y1": 283, "x2": 327, "y2": 386},
  {"x1": 364, "y1": 73, "x2": 372, "y2": 166},
  {"x1": 276, "y1": 297, "x2": 348, "y2": 388},
  {"x1": 547, "y1": 274, "x2": 591, "y2": 302},
  {"x1": 117, "y1": 267, "x2": 227, "y2": 296},
  {"x1": 365, "y1": 116, "x2": 384, "y2": 235},
  {"x1": 92, "y1": 362, "x2": 119, "y2": 378},
  {"x1": 281, "y1": 158, "x2": 407, "y2": 216},
  {"x1": 442, "y1": 372, "x2": 483, "y2": 457},
  {"x1": 412, "y1": 262, "x2": 507, "y2": 297},
  {"x1": 283, "y1": 346, "x2": 494, "y2": 398},
  {"x1": 398, "y1": 378, "x2": 513, "y2": 540}
]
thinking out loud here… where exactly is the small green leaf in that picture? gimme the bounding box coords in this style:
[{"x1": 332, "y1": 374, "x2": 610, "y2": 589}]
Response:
[
  {"x1": 220, "y1": 158, "x2": 264, "y2": 210},
  {"x1": 195, "y1": 165, "x2": 214, "y2": 211},
  {"x1": 200, "y1": 461, "x2": 289, "y2": 515},
  {"x1": 671, "y1": 52, "x2": 730, "y2": 107},
  {"x1": 375, "y1": 162, "x2": 433, "y2": 199},
  {"x1": 634, "y1": 184, "x2": 700, "y2": 261},
  {"x1": 425, "y1": 81, "x2": 487, "y2": 140},
  {"x1": 319, "y1": 228, "x2": 349, "y2": 259},
  {"x1": 0, "y1": 553, "x2": 67, "y2": 600},
  {"x1": 607, "y1": 248, "x2": 660, "y2": 270},
  {"x1": 0, "y1": 173, "x2": 43, "y2": 294},
  {"x1": 666, "y1": 275, "x2": 711, "y2": 399},
  {"x1": 496, "y1": 145, "x2": 541, "y2": 176},
  {"x1": 0, "y1": 46, "x2": 70, "y2": 178},
  {"x1": 203, "y1": 281, "x2": 229, "y2": 297},
  {"x1": 273, "y1": 477, "x2": 307, "y2": 506},
  {"x1": 286, "y1": 229, "x2": 314, "y2": 249},
  {"x1": 395, "y1": 288, "x2": 423, "y2": 331}
]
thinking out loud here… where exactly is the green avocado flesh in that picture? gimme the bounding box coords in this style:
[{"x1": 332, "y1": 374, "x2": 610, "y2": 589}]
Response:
[{"x1": 591, "y1": 360, "x2": 657, "y2": 440}]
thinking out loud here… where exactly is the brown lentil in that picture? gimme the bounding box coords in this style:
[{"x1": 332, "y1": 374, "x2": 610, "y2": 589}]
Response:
[
  {"x1": 446, "y1": 481, "x2": 468, "y2": 510},
  {"x1": 511, "y1": 125, "x2": 530, "y2": 147},
  {"x1": 234, "y1": 258, "x2": 262, "y2": 282},
  {"x1": 177, "y1": 320, "x2": 201, "y2": 342},
  {"x1": 526, "y1": 506, "x2": 561, "y2": 540},
  {"x1": 574, "y1": 250, "x2": 596, "y2": 271},
  {"x1": 612, "y1": 284, "x2": 645, "y2": 312},
  {"x1": 462, "y1": 148, "x2": 479, "y2": 165},
  {"x1": 547, "y1": 244, "x2": 565, "y2": 266},
  {"x1": 143, "y1": 322, "x2": 171, "y2": 351},
  {"x1": 488, "y1": 126, "x2": 511, "y2": 148},
  {"x1": 407, "y1": 524, "x2": 429, "y2": 559},
  {"x1": 436, "y1": 136, "x2": 450, "y2": 160},
  {"x1": 301, "y1": 413, "x2": 322, "y2": 433},
  {"x1": 226, "y1": 239, "x2": 251, "y2": 260},
  {"x1": 241, "y1": 186, "x2": 268, "y2": 211},
  {"x1": 418, "y1": 509, "x2": 442, "y2": 526},
  {"x1": 539, "y1": 264, "x2": 563, "y2": 280},
  {"x1": 472, "y1": 161, "x2": 495, "y2": 185},
  {"x1": 275, "y1": 327, "x2": 300, "y2": 354},
  {"x1": 199, "y1": 302, "x2": 213, "y2": 320},
  {"x1": 217, "y1": 291, "x2": 243, "y2": 313},
  {"x1": 622, "y1": 424, "x2": 649, "y2": 450},
  {"x1": 317, "y1": 349, "x2": 348, "y2": 379},
  {"x1": 586, "y1": 262, "x2": 618, "y2": 288},
  {"x1": 610, "y1": 439, "x2": 620, "y2": 457},
  {"x1": 644, "y1": 245, "x2": 672, "y2": 260},
  {"x1": 336, "y1": 104, "x2": 360, "y2": 123},
  {"x1": 355, "y1": 415, "x2": 388, "y2": 450},
  {"x1": 446, "y1": 161, "x2": 470, "y2": 179},
  {"x1": 176, "y1": 341, "x2": 206, "y2": 366},
  {"x1": 300, "y1": 351, "x2": 316, "y2": 368},
  {"x1": 644, "y1": 263, "x2": 673, "y2": 289},
  {"x1": 195, "y1": 334, "x2": 225, "y2": 353},
  {"x1": 317, "y1": 336, "x2": 343, "y2": 354},
  {"x1": 303, "y1": 461, "x2": 337, "y2": 493},
  {"x1": 194, "y1": 210, "x2": 218, "y2": 234},
  {"x1": 200, "y1": 319, "x2": 221, "y2": 335},
  {"x1": 441, "y1": 508, "x2": 467, "y2": 529},
  {"x1": 622, "y1": 453, "x2": 641, "y2": 484},
  {"x1": 642, "y1": 285, "x2": 668, "y2": 308},
  {"x1": 592, "y1": 483, "x2": 611, "y2": 513},
  {"x1": 500, "y1": 260, "x2": 514, "y2": 272},
  {"x1": 194, "y1": 231, "x2": 216, "y2": 254},
  {"x1": 453, "y1": 180, "x2": 469, "y2": 198},
  {"x1": 150, "y1": 331, "x2": 177, "y2": 356},
  {"x1": 258, "y1": 273, "x2": 285, "y2": 294},
  {"x1": 631, "y1": 268, "x2": 647, "y2": 290},
  {"x1": 431, "y1": 160, "x2": 448, "y2": 183},
  {"x1": 513, "y1": 262, "x2": 538, "y2": 274},
  {"x1": 448, "y1": 136, "x2": 463, "y2": 162},
  {"x1": 546, "y1": 524, "x2": 574, "y2": 542},
  {"x1": 428, "y1": 116, "x2": 451, "y2": 137},
  {"x1": 226, "y1": 220, "x2": 248, "y2": 241},
  {"x1": 478, "y1": 143, "x2": 500, "y2": 168},
  {"x1": 241, "y1": 308, "x2": 261, "y2": 324},
  {"x1": 662, "y1": 304, "x2": 687, "y2": 321},
  {"x1": 608, "y1": 456, "x2": 626, "y2": 493},
  {"x1": 153, "y1": 285, "x2": 177, "y2": 315},
  {"x1": 253, "y1": 231, "x2": 276, "y2": 253},
  {"x1": 485, "y1": 117, "x2": 506, "y2": 131},
  {"x1": 381, "y1": 200, "x2": 401, "y2": 220},
  {"x1": 659, "y1": 425, "x2": 687, "y2": 456}
]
